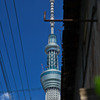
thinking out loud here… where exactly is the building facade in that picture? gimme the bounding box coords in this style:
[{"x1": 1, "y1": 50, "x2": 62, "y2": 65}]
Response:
[
  {"x1": 74, "y1": 0, "x2": 100, "y2": 99},
  {"x1": 61, "y1": 0, "x2": 100, "y2": 100}
]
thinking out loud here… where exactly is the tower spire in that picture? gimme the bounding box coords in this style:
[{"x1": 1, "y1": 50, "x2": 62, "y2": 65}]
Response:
[{"x1": 50, "y1": 0, "x2": 54, "y2": 34}]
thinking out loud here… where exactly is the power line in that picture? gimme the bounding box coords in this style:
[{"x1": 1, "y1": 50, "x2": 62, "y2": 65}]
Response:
[
  {"x1": 0, "y1": 88, "x2": 42, "y2": 93},
  {"x1": 0, "y1": 51, "x2": 15, "y2": 100},
  {"x1": 0, "y1": 22, "x2": 20, "y2": 100},
  {"x1": 4, "y1": 0, "x2": 27, "y2": 99},
  {"x1": 0, "y1": 51, "x2": 12, "y2": 100},
  {"x1": 0, "y1": 80, "x2": 4, "y2": 94},
  {"x1": 0, "y1": 51, "x2": 11, "y2": 91},
  {"x1": 12, "y1": 0, "x2": 32, "y2": 99}
]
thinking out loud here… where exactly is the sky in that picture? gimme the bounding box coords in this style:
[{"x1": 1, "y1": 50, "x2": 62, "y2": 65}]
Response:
[{"x1": 0, "y1": 0, "x2": 63, "y2": 100}]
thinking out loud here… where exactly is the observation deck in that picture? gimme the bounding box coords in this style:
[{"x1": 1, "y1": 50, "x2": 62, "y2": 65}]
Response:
[
  {"x1": 40, "y1": 34, "x2": 61, "y2": 92},
  {"x1": 40, "y1": 69, "x2": 61, "y2": 91}
]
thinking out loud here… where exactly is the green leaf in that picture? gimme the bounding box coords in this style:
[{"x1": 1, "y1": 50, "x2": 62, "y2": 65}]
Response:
[{"x1": 94, "y1": 76, "x2": 100, "y2": 96}]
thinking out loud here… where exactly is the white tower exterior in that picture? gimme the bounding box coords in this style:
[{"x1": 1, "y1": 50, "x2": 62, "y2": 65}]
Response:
[{"x1": 40, "y1": 0, "x2": 61, "y2": 100}]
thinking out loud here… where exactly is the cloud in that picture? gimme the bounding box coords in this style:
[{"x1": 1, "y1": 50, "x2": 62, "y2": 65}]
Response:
[{"x1": 0, "y1": 92, "x2": 10, "y2": 100}]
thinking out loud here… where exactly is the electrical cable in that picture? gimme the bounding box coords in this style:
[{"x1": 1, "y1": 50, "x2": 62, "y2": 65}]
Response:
[
  {"x1": 0, "y1": 51, "x2": 14, "y2": 100},
  {"x1": 0, "y1": 51, "x2": 11, "y2": 91},
  {"x1": 12, "y1": 0, "x2": 32, "y2": 99},
  {"x1": 0, "y1": 88, "x2": 42, "y2": 93},
  {"x1": 0, "y1": 22, "x2": 20, "y2": 100},
  {"x1": 0, "y1": 51, "x2": 12, "y2": 100},
  {"x1": 0, "y1": 78, "x2": 5, "y2": 94},
  {"x1": 3, "y1": 0, "x2": 27, "y2": 100}
]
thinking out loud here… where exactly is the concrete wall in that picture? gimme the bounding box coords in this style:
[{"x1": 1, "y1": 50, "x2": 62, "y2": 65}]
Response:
[{"x1": 74, "y1": 0, "x2": 100, "y2": 100}]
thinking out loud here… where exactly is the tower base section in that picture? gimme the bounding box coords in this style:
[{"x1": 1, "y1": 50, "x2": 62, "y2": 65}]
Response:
[{"x1": 45, "y1": 88, "x2": 60, "y2": 100}]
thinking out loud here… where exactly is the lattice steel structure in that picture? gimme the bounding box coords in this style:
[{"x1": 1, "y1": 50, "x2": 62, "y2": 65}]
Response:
[{"x1": 40, "y1": 0, "x2": 61, "y2": 100}]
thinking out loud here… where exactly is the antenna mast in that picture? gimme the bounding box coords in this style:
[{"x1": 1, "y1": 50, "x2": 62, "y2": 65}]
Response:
[{"x1": 50, "y1": 0, "x2": 54, "y2": 34}]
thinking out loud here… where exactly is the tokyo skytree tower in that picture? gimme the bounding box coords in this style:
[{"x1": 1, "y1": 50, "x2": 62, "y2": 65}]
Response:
[{"x1": 40, "y1": 0, "x2": 61, "y2": 100}]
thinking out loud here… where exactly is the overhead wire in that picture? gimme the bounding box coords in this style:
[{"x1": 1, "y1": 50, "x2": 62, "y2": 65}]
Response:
[
  {"x1": 0, "y1": 22, "x2": 20, "y2": 100},
  {"x1": 0, "y1": 80, "x2": 4, "y2": 94},
  {"x1": 0, "y1": 51, "x2": 14, "y2": 100},
  {"x1": 0, "y1": 88, "x2": 42, "y2": 93},
  {"x1": 0, "y1": 51, "x2": 11, "y2": 91},
  {"x1": 3, "y1": 0, "x2": 27, "y2": 100},
  {"x1": 0, "y1": 51, "x2": 12, "y2": 100},
  {"x1": 0, "y1": 63, "x2": 5, "y2": 94},
  {"x1": 12, "y1": 0, "x2": 32, "y2": 99}
]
